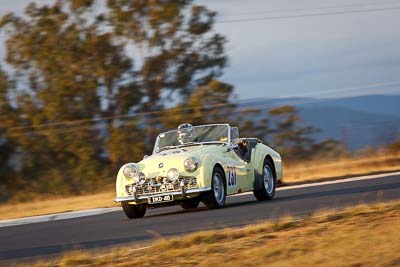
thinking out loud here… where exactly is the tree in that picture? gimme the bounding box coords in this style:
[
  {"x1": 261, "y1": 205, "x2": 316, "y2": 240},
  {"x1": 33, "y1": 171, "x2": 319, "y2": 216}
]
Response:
[
  {"x1": 105, "y1": 0, "x2": 227, "y2": 140},
  {"x1": 161, "y1": 80, "x2": 235, "y2": 128},
  {"x1": 387, "y1": 132, "x2": 400, "y2": 153},
  {"x1": 267, "y1": 105, "x2": 341, "y2": 161},
  {"x1": 0, "y1": 68, "x2": 16, "y2": 199},
  {"x1": 0, "y1": 0, "x2": 230, "y2": 198},
  {"x1": 0, "y1": 1, "x2": 137, "y2": 195},
  {"x1": 234, "y1": 108, "x2": 270, "y2": 142},
  {"x1": 106, "y1": 122, "x2": 147, "y2": 170}
]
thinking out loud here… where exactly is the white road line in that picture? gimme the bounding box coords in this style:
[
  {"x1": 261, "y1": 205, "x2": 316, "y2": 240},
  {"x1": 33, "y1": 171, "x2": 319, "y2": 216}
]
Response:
[
  {"x1": 232, "y1": 171, "x2": 400, "y2": 197},
  {"x1": 278, "y1": 171, "x2": 400, "y2": 190},
  {"x1": 0, "y1": 207, "x2": 120, "y2": 228},
  {"x1": 0, "y1": 171, "x2": 399, "y2": 228}
]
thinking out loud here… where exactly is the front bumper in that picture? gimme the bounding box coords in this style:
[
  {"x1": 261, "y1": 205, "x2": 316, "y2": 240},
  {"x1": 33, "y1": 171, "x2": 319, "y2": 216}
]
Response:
[{"x1": 115, "y1": 187, "x2": 211, "y2": 203}]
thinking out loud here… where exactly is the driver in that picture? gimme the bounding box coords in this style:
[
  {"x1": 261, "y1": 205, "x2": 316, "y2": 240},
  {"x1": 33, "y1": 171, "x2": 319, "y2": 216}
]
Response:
[
  {"x1": 237, "y1": 139, "x2": 248, "y2": 158},
  {"x1": 177, "y1": 123, "x2": 195, "y2": 144}
]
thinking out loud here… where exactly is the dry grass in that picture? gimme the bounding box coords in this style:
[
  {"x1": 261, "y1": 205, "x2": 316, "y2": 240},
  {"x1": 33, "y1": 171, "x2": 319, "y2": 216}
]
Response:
[
  {"x1": 284, "y1": 152, "x2": 400, "y2": 183},
  {"x1": 1, "y1": 152, "x2": 399, "y2": 220},
  {"x1": 30, "y1": 201, "x2": 400, "y2": 267}
]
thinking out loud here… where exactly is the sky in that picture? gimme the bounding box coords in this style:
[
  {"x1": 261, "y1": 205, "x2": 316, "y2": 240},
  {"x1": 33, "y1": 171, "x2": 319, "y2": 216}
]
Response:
[{"x1": 1, "y1": 0, "x2": 400, "y2": 100}]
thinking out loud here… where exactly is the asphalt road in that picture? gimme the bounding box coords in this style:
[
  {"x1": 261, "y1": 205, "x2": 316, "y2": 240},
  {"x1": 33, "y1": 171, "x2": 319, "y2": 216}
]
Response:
[{"x1": 1, "y1": 174, "x2": 399, "y2": 264}]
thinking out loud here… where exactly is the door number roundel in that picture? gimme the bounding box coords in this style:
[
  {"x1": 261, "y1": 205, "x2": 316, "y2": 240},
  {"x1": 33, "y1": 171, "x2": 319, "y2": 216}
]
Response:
[{"x1": 227, "y1": 166, "x2": 237, "y2": 187}]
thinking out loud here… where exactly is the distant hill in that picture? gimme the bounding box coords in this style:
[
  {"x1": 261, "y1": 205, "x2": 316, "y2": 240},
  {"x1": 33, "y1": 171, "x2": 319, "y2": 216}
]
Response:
[
  {"x1": 301, "y1": 95, "x2": 400, "y2": 118},
  {"x1": 237, "y1": 95, "x2": 400, "y2": 150},
  {"x1": 298, "y1": 106, "x2": 400, "y2": 150}
]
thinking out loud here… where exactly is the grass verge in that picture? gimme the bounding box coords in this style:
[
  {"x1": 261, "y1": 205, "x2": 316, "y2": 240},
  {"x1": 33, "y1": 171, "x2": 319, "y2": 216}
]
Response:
[
  {"x1": 284, "y1": 152, "x2": 400, "y2": 183},
  {"x1": 0, "y1": 152, "x2": 399, "y2": 220},
  {"x1": 29, "y1": 201, "x2": 400, "y2": 267}
]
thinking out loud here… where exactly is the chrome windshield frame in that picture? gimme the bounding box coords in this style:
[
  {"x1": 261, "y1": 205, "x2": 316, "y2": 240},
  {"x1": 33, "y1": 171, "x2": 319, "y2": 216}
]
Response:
[{"x1": 152, "y1": 124, "x2": 232, "y2": 154}]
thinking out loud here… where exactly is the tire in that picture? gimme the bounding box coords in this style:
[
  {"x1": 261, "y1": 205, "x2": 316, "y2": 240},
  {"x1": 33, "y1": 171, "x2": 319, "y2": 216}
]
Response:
[
  {"x1": 121, "y1": 201, "x2": 146, "y2": 219},
  {"x1": 202, "y1": 167, "x2": 226, "y2": 209},
  {"x1": 253, "y1": 159, "x2": 276, "y2": 201},
  {"x1": 180, "y1": 198, "x2": 200, "y2": 209}
]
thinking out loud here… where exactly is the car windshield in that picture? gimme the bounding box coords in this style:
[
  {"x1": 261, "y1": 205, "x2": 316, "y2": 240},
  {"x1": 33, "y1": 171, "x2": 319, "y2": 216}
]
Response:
[{"x1": 154, "y1": 124, "x2": 229, "y2": 153}]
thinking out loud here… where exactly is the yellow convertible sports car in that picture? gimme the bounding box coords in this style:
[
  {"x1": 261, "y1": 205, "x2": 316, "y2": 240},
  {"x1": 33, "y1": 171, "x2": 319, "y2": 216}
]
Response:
[{"x1": 115, "y1": 123, "x2": 282, "y2": 218}]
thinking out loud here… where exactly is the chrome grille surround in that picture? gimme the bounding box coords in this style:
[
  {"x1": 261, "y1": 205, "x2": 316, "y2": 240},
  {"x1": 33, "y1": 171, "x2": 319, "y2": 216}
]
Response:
[{"x1": 125, "y1": 177, "x2": 197, "y2": 196}]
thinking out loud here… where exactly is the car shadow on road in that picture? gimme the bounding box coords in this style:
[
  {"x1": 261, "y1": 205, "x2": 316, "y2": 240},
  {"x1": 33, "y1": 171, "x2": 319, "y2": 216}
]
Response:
[{"x1": 144, "y1": 199, "x2": 265, "y2": 219}]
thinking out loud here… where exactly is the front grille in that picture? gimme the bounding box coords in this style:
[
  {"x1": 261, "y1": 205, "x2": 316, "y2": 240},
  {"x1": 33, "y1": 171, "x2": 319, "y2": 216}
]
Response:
[{"x1": 125, "y1": 177, "x2": 197, "y2": 196}]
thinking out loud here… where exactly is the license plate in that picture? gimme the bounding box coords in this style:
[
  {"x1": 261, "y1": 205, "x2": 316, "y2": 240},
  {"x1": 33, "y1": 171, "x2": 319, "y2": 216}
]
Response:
[{"x1": 148, "y1": 195, "x2": 174, "y2": 204}]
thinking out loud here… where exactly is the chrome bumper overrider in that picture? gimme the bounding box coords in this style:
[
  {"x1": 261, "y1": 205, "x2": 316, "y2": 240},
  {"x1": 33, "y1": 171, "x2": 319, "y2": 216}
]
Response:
[{"x1": 115, "y1": 187, "x2": 211, "y2": 203}]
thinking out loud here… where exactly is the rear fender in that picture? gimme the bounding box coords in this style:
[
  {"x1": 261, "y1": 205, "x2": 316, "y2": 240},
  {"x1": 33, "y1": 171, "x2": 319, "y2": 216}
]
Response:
[{"x1": 253, "y1": 144, "x2": 282, "y2": 190}]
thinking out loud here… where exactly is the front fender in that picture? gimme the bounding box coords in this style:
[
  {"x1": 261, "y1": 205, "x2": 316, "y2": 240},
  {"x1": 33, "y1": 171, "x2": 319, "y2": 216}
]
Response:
[
  {"x1": 116, "y1": 168, "x2": 124, "y2": 198},
  {"x1": 198, "y1": 153, "x2": 227, "y2": 188},
  {"x1": 116, "y1": 163, "x2": 137, "y2": 198}
]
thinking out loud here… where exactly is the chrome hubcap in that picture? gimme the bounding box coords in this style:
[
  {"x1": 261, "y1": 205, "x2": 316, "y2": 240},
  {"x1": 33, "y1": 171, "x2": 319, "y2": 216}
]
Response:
[
  {"x1": 263, "y1": 165, "x2": 274, "y2": 194},
  {"x1": 213, "y1": 172, "x2": 225, "y2": 204}
]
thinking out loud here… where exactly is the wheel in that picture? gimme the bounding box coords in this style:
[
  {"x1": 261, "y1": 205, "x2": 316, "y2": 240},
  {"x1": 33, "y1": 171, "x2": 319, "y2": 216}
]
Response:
[
  {"x1": 253, "y1": 159, "x2": 276, "y2": 201},
  {"x1": 202, "y1": 167, "x2": 226, "y2": 209},
  {"x1": 121, "y1": 201, "x2": 146, "y2": 219},
  {"x1": 180, "y1": 197, "x2": 200, "y2": 209}
]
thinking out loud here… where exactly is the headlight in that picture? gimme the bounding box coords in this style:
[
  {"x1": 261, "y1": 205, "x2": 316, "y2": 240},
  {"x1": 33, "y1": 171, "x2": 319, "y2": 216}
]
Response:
[
  {"x1": 184, "y1": 157, "x2": 199, "y2": 172},
  {"x1": 167, "y1": 168, "x2": 180, "y2": 181},
  {"x1": 123, "y1": 164, "x2": 138, "y2": 179}
]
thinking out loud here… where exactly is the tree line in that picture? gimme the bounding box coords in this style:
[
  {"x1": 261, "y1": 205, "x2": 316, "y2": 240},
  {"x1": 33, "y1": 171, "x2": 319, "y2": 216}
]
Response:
[{"x1": 0, "y1": 0, "x2": 342, "y2": 201}]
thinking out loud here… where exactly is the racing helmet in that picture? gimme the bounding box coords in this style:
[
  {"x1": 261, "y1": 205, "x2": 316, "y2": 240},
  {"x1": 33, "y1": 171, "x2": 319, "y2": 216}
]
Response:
[{"x1": 177, "y1": 123, "x2": 195, "y2": 144}]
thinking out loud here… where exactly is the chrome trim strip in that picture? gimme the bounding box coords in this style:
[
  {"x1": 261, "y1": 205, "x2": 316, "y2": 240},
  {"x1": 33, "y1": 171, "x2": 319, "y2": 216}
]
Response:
[{"x1": 115, "y1": 187, "x2": 211, "y2": 203}]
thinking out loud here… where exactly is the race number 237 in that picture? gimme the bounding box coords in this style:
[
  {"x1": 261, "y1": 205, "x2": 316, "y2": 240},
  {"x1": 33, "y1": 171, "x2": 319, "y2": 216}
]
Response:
[{"x1": 227, "y1": 166, "x2": 237, "y2": 187}]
